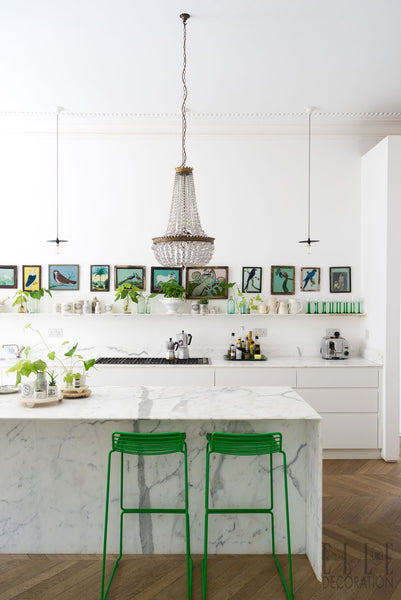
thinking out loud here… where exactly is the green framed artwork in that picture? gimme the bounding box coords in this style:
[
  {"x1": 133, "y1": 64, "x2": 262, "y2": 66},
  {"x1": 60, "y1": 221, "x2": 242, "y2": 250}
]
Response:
[
  {"x1": 90, "y1": 265, "x2": 110, "y2": 292},
  {"x1": 0, "y1": 266, "x2": 17, "y2": 289},
  {"x1": 23, "y1": 265, "x2": 41, "y2": 291},
  {"x1": 49, "y1": 265, "x2": 79, "y2": 290},
  {"x1": 114, "y1": 266, "x2": 145, "y2": 290},
  {"x1": 271, "y1": 266, "x2": 295, "y2": 295},
  {"x1": 186, "y1": 266, "x2": 229, "y2": 299},
  {"x1": 150, "y1": 267, "x2": 182, "y2": 293}
]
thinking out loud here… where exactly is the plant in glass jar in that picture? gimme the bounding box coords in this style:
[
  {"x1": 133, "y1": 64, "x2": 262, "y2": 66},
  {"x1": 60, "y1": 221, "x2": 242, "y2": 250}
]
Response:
[
  {"x1": 114, "y1": 283, "x2": 141, "y2": 314},
  {"x1": 248, "y1": 294, "x2": 263, "y2": 312},
  {"x1": 46, "y1": 369, "x2": 58, "y2": 397},
  {"x1": 12, "y1": 288, "x2": 52, "y2": 314}
]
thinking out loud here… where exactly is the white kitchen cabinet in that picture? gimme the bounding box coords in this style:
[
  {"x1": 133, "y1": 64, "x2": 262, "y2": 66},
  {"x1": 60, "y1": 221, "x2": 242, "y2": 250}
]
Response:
[
  {"x1": 214, "y1": 368, "x2": 296, "y2": 387},
  {"x1": 91, "y1": 367, "x2": 214, "y2": 387},
  {"x1": 297, "y1": 367, "x2": 381, "y2": 455},
  {"x1": 297, "y1": 367, "x2": 378, "y2": 388}
]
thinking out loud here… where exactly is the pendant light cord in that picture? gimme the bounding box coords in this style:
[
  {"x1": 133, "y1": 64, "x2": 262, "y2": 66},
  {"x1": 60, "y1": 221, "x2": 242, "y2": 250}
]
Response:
[
  {"x1": 56, "y1": 110, "x2": 59, "y2": 241},
  {"x1": 307, "y1": 109, "x2": 311, "y2": 240},
  {"x1": 180, "y1": 13, "x2": 189, "y2": 168}
]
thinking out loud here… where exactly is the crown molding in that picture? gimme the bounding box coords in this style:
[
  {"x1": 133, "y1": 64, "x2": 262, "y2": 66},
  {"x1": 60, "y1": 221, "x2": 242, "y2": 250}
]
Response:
[{"x1": 1, "y1": 111, "x2": 401, "y2": 136}]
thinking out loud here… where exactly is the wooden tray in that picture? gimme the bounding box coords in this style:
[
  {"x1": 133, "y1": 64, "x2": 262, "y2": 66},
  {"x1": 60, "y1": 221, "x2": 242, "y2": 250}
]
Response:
[
  {"x1": 21, "y1": 394, "x2": 63, "y2": 408},
  {"x1": 61, "y1": 386, "x2": 92, "y2": 399}
]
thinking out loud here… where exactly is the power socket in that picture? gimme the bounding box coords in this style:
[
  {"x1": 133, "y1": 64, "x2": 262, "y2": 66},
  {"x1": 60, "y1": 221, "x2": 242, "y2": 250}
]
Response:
[
  {"x1": 48, "y1": 328, "x2": 63, "y2": 338},
  {"x1": 326, "y1": 328, "x2": 340, "y2": 338},
  {"x1": 253, "y1": 328, "x2": 267, "y2": 338}
]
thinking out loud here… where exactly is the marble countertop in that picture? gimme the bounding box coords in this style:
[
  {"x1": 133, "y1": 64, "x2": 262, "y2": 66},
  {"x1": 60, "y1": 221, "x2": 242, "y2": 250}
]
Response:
[{"x1": 0, "y1": 385, "x2": 321, "y2": 421}]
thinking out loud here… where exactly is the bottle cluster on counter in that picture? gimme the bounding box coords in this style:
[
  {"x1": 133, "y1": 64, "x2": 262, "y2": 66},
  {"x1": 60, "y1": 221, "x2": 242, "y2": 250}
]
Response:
[{"x1": 227, "y1": 328, "x2": 262, "y2": 360}]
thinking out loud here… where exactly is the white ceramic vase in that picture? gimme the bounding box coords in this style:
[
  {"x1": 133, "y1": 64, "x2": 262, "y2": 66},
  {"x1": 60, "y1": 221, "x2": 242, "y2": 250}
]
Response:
[{"x1": 162, "y1": 297, "x2": 183, "y2": 314}]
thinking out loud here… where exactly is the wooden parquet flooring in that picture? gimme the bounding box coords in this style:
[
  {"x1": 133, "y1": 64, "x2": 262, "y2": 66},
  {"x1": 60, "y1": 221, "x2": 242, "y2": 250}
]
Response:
[{"x1": 1, "y1": 455, "x2": 401, "y2": 599}]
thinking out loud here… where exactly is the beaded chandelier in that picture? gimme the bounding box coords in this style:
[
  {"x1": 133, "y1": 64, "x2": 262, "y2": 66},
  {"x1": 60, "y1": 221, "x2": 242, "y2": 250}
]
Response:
[{"x1": 152, "y1": 13, "x2": 214, "y2": 267}]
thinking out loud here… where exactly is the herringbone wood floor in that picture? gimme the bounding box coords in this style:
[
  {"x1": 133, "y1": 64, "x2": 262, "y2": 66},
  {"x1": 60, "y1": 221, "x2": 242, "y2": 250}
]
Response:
[{"x1": 1, "y1": 455, "x2": 401, "y2": 599}]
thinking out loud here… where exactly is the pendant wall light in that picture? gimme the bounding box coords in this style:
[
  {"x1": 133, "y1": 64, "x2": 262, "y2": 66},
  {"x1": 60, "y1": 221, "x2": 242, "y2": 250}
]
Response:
[
  {"x1": 47, "y1": 106, "x2": 67, "y2": 253},
  {"x1": 298, "y1": 107, "x2": 319, "y2": 254},
  {"x1": 152, "y1": 13, "x2": 214, "y2": 267}
]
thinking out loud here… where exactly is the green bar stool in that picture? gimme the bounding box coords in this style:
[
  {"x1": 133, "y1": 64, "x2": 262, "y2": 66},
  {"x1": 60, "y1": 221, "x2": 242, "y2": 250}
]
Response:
[
  {"x1": 101, "y1": 431, "x2": 193, "y2": 600},
  {"x1": 201, "y1": 432, "x2": 293, "y2": 600}
]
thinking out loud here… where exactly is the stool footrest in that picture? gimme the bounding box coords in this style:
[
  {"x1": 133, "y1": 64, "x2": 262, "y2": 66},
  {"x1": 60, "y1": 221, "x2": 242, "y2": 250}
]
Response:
[
  {"x1": 122, "y1": 508, "x2": 186, "y2": 514},
  {"x1": 207, "y1": 508, "x2": 273, "y2": 514}
]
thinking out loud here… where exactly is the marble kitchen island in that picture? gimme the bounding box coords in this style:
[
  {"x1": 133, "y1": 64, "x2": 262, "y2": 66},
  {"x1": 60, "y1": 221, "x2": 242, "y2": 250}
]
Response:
[{"x1": 0, "y1": 385, "x2": 322, "y2": 579}]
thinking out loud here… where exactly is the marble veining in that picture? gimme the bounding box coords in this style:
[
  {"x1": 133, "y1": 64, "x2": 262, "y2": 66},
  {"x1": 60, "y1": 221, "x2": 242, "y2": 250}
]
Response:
[{"x1": 0, "y1": 385, "x2": 321, "y2": 580}]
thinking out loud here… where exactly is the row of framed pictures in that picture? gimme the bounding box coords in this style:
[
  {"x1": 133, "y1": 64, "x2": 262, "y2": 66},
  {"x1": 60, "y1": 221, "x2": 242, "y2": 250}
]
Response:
[{"x1": 0, "y1": 264, "x2": 352, "y2": 296}]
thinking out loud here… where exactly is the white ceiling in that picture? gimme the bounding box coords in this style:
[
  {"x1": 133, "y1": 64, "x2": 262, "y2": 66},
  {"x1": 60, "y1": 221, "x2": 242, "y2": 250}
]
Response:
[{"x1": 1, "y1": 0, "x2": 401, "y2": 115}]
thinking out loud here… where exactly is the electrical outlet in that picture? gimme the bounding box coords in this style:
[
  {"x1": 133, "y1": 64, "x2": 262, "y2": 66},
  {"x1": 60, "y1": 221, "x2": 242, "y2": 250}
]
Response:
[
  {"x1": 48, "y1": 328, "x2": 63, "y2": 338},
  {"x1": 253, "y1": 328, "x2": 267, "y2": 338},
  {"x1": 326, "y1": 328, "x2": 340, "y2": 338}
]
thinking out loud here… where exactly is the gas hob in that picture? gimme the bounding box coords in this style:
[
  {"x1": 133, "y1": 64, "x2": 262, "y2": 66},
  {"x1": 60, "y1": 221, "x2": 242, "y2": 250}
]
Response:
[{"x1": 95, "y1": 357, "x2": 209, "y2": 365}]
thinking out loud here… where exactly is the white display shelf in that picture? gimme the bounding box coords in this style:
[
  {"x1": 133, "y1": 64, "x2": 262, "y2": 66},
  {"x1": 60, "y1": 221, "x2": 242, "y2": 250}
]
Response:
[{"x1": 0, "y1": 312, "x2": 367, "y2": 317}]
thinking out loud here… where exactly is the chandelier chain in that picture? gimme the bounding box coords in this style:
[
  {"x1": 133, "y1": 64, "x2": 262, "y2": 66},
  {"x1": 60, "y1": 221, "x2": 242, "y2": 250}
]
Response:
[{"x1": 180, "y1": 16, "x2": 188, "y2": 168}]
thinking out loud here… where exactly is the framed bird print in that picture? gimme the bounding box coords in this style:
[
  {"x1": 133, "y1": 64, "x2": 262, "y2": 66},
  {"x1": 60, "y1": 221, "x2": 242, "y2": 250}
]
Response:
[
  {"x1": 114, "y1": 266, "x2": 145, "y2": 290},
  {"x1": 271, "y1": 266, "x2": 295, "y2": 295},
  {"x1": 330, "y1": 267, "x2": 351, "y2": 293},
  {"x1": 23, "y1": 265, "x2": 41, "y2": 292},
  {"x1": 90, "y1": 265, "x2": 110, "y2": 292},
  {"x1": 49, "y1": 265, "x2": 79, "y2": 290},
  {"x1": 0, "y1": 266, "x2": 17, "y2": 289},
  {"x1": 185, "y1": 266, "x2": 229, "y2": 299},
  {"x1": 150, "y1": 267, "x2": 182, "y2": 293},
  {"x1": 300, "y1": 267, "x2": 320, "y2": 292},
  {"x1": 242, "y1": 267, "x2": 262, "y2": 293}
]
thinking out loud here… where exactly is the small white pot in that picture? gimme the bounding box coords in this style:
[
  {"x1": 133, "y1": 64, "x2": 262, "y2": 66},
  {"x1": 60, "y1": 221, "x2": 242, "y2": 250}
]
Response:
[{"x1": 162, "y1": 297, "x2": 184, "y2": 314}]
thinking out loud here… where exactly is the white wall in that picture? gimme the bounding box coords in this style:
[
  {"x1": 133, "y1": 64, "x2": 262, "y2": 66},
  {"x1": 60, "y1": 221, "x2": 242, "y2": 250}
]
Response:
[
  {"x1": 0, "y1": 118, "x2": 365, "y2": 356},
  {"x1": 361, "y1": 136, "x2": 401, "y2": 460}
]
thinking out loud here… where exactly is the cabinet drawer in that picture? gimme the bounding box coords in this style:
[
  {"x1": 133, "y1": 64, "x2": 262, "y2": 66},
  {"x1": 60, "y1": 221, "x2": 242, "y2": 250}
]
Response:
[
  {"x1": 298, "y1": 388, "x2": 378, "y2": 413},
  {"x1": 321, "y1": 413, "x2": 378, "y2": 449},
  {"x1": 90, "y1": 367, "x2": 214, "y2": 387},
  {"x1": 215, "y1": 368, "x2": 296, "y2": 387},
  {"x1": 297, "y1": 368, "x2": 378, "y2": 388}
]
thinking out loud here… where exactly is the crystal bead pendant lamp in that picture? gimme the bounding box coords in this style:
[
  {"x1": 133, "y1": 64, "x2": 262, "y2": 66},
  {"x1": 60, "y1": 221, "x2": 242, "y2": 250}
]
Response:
[
  {"x1": 47, "y1": 106, "x2": 68, "y2": 253},
  {"x1": 299, "y1": 107, "x2": 319, "y2": 254},
  {"x1": 152, "y1": 13, "x2": 214, "y2": 267}
]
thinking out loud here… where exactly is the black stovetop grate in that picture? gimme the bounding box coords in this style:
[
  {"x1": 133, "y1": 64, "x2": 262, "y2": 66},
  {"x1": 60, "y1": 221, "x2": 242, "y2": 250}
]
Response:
[{"x1": 95, "y1": 357, "x2": 209, "y2": 365}]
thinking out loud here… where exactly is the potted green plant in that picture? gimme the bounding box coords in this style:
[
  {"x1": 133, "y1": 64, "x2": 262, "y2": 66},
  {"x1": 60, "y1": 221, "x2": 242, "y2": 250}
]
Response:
[
  {"x1": 159, "y1": 279, "x2": 187, "y2": 314},
  {"x1": 7, "y1": 348, "x2": 47, "y2": 397},
  {"x1": 199, "y1": 297, "x2": 209, "y2": 315},
  {"x1": 60, "y1": 342, "x2": 96, "y2": 388},
  {"x1": 47, "y1": 370, "x2": 58, "y2": 397}
]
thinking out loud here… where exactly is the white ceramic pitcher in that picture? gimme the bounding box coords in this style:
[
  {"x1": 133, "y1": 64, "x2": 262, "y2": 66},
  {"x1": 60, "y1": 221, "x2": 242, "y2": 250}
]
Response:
[
  {"x1": 289, "y1": 298, "x2": 303, "y2": 314},
  {"x1": 267, "y1": 297, "x2": 279, "y2": 314}
]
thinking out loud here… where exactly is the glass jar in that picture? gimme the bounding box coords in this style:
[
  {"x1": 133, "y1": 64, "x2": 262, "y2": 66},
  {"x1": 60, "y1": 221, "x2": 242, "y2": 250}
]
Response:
[
  {"x1": 137, "y1": 295, "x2": 146, "y2": 314},
  {"x1": 227, "y1": 297, "x2": 236, "y2": 314}
]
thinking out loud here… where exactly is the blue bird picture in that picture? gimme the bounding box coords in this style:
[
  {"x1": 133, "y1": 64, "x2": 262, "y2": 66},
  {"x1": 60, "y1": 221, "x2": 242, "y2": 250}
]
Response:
[
  {"x1": 300, "y1": 267, "x2": 320, "y2": 292},
  {"x1": 23, "y1": 266, "x2": 41, "y2": 292}
]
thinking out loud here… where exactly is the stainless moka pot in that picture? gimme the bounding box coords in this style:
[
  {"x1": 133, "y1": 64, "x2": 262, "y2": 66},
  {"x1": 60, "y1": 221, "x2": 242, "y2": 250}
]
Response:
[
  {"x1": 166, "y1": 338, "x2": 178, "y2": 360},
  {"x1": 176, "y1": 330, "x2": 192, "y2": 360}
]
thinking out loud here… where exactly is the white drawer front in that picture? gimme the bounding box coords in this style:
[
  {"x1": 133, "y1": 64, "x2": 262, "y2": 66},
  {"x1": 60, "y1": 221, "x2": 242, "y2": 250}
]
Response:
[
  {"x1": 322, "y1": 413, "x2": 378, "y2": 448},
  {"x1": 297, "y1": 367, "x2": 378, "y2": 388},
  {"x1": 214, "y1": 368, "x2": 296, "y2": 387},
  {"x1": 298, "y1": 388, "x2": 378, "y2": 413},
  {"x1": 90, "y1": 367, "x2": 214, "y2": 387}
]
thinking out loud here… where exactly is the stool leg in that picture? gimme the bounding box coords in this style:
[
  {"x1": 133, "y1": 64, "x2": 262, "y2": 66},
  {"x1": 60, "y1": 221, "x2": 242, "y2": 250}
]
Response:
[
  {"x1": 281, "y1": 450, "x2": 294, "y2": 599},
  {"x1": 183, "y1": 444, "x2": 193, "y2": 599},
  {"x1": 201, "y1": 446, "x2": 211, "y2": 600},
  {"x1": 101, "y1": 450, "x2": 113, "y2": 600}
]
